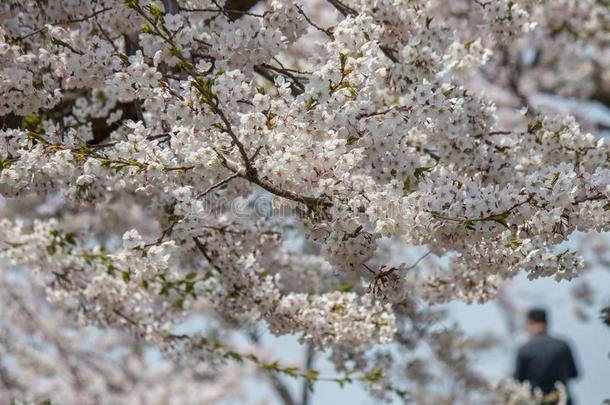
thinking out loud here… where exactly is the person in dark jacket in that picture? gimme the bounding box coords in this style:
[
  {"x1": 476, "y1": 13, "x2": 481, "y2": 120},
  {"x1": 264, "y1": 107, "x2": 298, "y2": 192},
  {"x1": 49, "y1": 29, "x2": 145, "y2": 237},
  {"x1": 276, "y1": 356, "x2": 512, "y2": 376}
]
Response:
[{"x1": 514, "y1": 308, "x2": 579, "y2": 405}]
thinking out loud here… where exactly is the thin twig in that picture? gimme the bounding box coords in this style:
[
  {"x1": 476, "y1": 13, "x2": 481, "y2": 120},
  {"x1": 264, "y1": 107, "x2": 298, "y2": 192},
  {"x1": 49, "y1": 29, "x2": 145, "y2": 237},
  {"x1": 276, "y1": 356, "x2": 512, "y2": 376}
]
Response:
[
  {"x1": 17, "y1": 7, "x2": 112, "y2": 40},
  {"x1": 197, "y1": 173, "x2": 239, "y2": 198}
]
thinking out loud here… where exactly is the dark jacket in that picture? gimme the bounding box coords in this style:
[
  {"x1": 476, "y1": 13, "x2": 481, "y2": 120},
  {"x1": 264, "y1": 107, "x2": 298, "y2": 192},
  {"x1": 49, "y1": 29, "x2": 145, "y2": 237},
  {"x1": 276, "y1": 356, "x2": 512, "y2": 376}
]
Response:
[{"x1": 514, "y1": 332, "x2": 579, "y2": 404}]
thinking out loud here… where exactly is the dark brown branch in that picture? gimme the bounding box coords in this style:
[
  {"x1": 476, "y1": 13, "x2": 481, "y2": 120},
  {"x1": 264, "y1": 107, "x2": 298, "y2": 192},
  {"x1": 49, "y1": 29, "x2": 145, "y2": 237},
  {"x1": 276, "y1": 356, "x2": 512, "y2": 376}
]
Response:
[
  {"x1": 573, "y1": 194, "x2": 606, "y2": 204},
  {"x1": 162, "y1": 0, "x2": 179, "y2": 14},
  {"x1": 223, "y1": 0, "x2": 262, "y2": 20},
  {"x1": 253, "y1": 64, "x2": 305, "y2": 96},
  {"x1": 193, "y1": 237, "x2": 223, "y2": 273},
  {"x1": 327, "y1": 0, "x2": 358, "y2": 17},
  {"x1": 16, "y1": 7, "x2": 112, "y2": 40},
  {"x1": 213, "y1": 107, "x2": 258, "y2": 177},
  {"x1": 179, "y1": 6, "x2": 265, "y2": 18},
  {"x1": 295, "y1": 5, "x2": 331, "y2": 36},
  {"x1": 197, "y1": 173, "x2": 239, "y2": 198},
  {"x1": 240, "y1": 171, "x2": 331, "y2": 208}
]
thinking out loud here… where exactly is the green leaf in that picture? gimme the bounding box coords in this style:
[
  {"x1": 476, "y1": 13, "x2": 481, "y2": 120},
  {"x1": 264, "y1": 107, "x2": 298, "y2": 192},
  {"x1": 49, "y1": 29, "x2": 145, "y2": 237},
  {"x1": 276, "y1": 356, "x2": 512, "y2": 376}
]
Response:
[
  {"x1": 304, "y1": 369, "x2": 319, "y2": 381},
  {"x1": 489, "y1": 213, "x2": 510, "y2": 229},
  {"x1": 463, "y1": 220, "x2": 475, "y2": 231},
  {"x1": 124, "y1": 0, "x2": 139, "y2": 10},
  {"x1": 527, "y1": 120, "x2": 543, "y2": 133},
  {"x1": 362, "y1": 368, "x2": 384, "y2": 383},
  {"x1": 426, "y1": 16, "x2": 434, "y2": 29},
  {"x1": 305, "y1": 97, "x2": 318, "y2": 110},
  {"x1": 177, "y1": 61, "x2": 194, "y2": 71},
  {"x1": 64, "y1": 232, "x2": 77, "y2": 246},
  {"x1": 346, "y1": 133, "x2": 360, "y2": 145},
  {"x1": 334, "y1": 282, "x2": 353, "y2": 292},
  {"x1": 339, "y1": 52, "x2": 348, "y2": 69},
  {"x1": 414, "y1": 166, "x2": 433, "y2": 179},
  {"x1": 550, "y1": 172, "x2": 560, "y2": 186},
  {"x1": 140, "y1": 22, "x2": 152, "y2": 34},
  {"x1": 262, "y1": 361, "x2": 279, "y2": 371},
  {"x1": 307, "y1": 379, "x2": 316, "y2": 392},
  {"x1": 394, "y1": 389, "x2": 409, "y2": 399},
  {"x1": 505, "y1": 239, "x2": 522, "y2": 250},
  {"x1": 403, "y1": 177, "x2": 412, "y2": 196},
  {"x1": 282, "y1": 367, "x2": 299, "y2": 377},
  {"x1": 350, "y1": 225, "x2": 363, "y2": 238},
  {"x1": 147, "y1": 3, "x2": 162, "y2": 18},
  {"x1": 20, "y1": 114, "x2": 42, "y2": 131},
  {"x1": 173, "y1": 297, "x2": 184, "y2": 309},
  {"x1": 226, "y1": 352, "x2": 243, "y2": 362}
]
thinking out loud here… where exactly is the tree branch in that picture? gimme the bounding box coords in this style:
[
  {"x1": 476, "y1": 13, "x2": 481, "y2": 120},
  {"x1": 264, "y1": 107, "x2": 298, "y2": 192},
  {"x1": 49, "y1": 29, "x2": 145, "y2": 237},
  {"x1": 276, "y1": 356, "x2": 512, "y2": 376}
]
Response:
[{"x1": 301, "y1": 343, "x2": 315, "y2": 405}]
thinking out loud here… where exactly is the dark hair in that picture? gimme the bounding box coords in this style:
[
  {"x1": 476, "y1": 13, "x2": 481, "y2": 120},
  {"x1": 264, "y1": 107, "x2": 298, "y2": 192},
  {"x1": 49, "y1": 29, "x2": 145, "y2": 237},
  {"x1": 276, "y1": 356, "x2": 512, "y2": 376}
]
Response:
[{"x1": 527, "y1": 308, "x2": 547, "y2": 325}]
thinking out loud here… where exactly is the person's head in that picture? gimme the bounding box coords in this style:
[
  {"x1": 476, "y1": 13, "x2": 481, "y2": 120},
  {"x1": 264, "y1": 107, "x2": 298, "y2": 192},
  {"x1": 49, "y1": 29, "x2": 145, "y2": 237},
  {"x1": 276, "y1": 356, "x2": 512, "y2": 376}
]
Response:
[{"x1": 526, "y1": 308, "x2": 548, "y2": 335}]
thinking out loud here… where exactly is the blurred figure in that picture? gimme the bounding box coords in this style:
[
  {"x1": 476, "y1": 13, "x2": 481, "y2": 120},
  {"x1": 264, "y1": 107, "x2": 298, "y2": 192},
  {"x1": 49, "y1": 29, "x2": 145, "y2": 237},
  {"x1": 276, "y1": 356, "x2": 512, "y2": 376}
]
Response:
[{"x1": 514, "y1": 308, "x2": 579, "y2": 405}]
